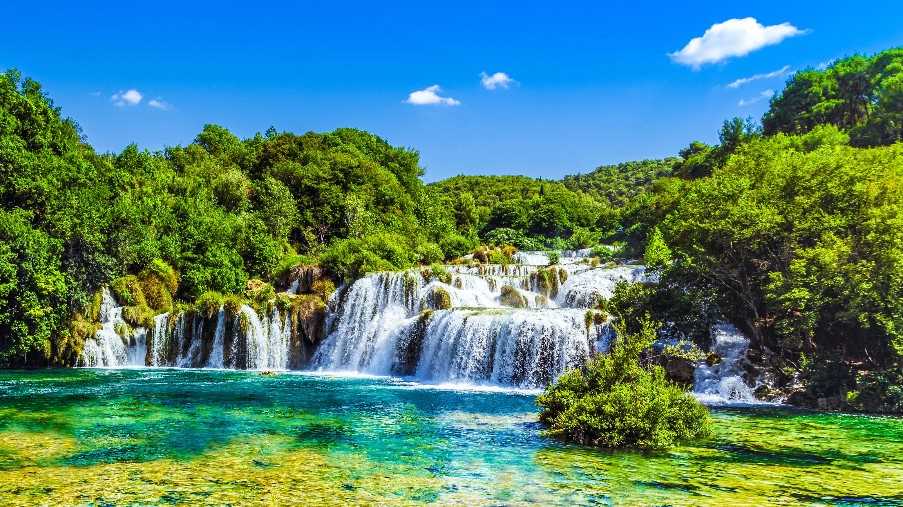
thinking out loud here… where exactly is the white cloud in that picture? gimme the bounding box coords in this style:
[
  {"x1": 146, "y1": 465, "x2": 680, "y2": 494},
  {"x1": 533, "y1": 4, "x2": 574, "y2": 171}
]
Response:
[
  {"x1": 404, "y1": 85, "x2": 460, "y2": 106},
  {"x1": 816, "y1": 59, "x2": 835, "y2": 70},
  {"x1": 480, "y1": 71, "x2": 515, "y2": 90},
  {"x1": 111, "y1": 89, "x2": 143, "y2": 107},
  {"x1": 148, "y1": 98, "x2": 171, "y2": 110},
  {"x1": 670, "y1": 18, "x2": 805, "y2": 68},
  {"x1": 738, "y1": 89, "x2": 775, "y2": 107},
  {"x1": 727, "y1": 65, "x2": 791, "y2": 88}
]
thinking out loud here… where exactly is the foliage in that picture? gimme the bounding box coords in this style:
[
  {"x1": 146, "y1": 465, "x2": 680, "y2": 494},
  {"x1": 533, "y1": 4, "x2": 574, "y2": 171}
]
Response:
[
  {"x1": 537, "y1": 320, "x2": 713, "y2": 450},
  {"x1": 763, "y1": 48, "x2": 902, "y2": 147},
  {"x1": 562, "y1": 158, "x2": 677, "y2": 206},
  {"x1": 429, "y1": 175, "x2": 604, "y2": 247}
]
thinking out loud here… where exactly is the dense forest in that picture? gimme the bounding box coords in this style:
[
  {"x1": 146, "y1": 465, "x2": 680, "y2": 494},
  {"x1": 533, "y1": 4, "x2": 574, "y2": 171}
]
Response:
[{"x1": 1, "y1": 47, "x2": 901, "y2": 412}]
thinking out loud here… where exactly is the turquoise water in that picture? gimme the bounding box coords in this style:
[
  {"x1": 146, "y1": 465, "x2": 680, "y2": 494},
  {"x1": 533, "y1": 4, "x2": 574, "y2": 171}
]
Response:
[{"x1": 1, "y1": 369, "x2": 901, "y2": 505}]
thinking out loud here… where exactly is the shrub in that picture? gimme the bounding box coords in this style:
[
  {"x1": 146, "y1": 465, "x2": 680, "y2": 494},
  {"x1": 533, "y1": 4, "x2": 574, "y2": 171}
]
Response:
[
  {"x1": 195, "y1": 291, "x2": 224, "y2": 319},
  {"x1": 847, "y1": 367, "x2": 903, "y2": 414},
  {"x1": 438, "y1": 234, "x2": 475, "y2": 260},
  {"x1": 111, "y1": 275, "x2": 146, "y2": 307},
  {"x1": 488, "y1": 249, "x2": 511, "y2": 265},
  {"x1": 537, "y1": 320, "x2": 713, "y2": 450},
  {"x1": 319, "y1": 233, "x2": 416, "y2": 282},
  {"x1": 415, "y1": 242, "x2": 444, "y2": 265},
  {"x1": 547, "y1": 250, "x2": 560, "y2": 266}
]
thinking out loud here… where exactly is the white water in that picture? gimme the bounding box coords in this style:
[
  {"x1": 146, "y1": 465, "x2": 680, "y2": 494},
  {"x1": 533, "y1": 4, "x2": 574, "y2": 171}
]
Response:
[
  {"x1": 242, "y1": 305, "x2": 292, "y2": 370},
  {"x1": 79, "y1": 288, "x2": 146, "y2": 367},
  {"x1": 555, "y1": 265, "x2": 649, "y2": 308},
  {"x1": 693, "y1": 323, "x2": 758, "y2": 404},
  {"x1": 75, "y1": 257, "x2": 761, "y2": 401},
  {"x1": 205, "y1": 308, "x2": 226, "y2": 368},
  {"x1": 313, "y1": 266, "x2": 616, "y2": 388}
]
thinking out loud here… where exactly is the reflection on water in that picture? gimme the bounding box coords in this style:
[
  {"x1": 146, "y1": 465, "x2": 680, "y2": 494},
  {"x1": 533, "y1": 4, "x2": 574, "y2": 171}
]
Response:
[{"x1": 0, "y1": 369, "x2": 901, "y2": 505}]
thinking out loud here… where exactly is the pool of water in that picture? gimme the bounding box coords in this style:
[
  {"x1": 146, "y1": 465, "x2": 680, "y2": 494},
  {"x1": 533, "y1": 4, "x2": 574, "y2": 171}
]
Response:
[{"x1": 0, "y1": 369, "x2": 901, "y2": 505}]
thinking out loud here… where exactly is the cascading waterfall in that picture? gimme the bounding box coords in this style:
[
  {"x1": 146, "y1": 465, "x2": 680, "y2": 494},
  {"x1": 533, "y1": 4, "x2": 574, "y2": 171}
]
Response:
[
  {"x1": 313, "y1": 265, "x2": 624, "y2": 388},
  {"x1": 74, "y1": 252, "x2": 761, "y2": 402},
  {"x1": 693, "y1": 323, "x2": 758, "y2": 404},
  {"x1": 79, "y1": 288, "x2": 147, "y2": 367}
]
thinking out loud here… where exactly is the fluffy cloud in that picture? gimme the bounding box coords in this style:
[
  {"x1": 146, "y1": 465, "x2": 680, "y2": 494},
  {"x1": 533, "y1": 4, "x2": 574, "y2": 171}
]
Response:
[
  {"x1": 111, "y1": 89, "x2": 143, "y2": 106},
  {"x1": 727, "y1": 65, "x2": 791, "y2": 88},
  {"x1": 404, "y1": 85, "x2": 460, "y2": 106},
  {"x1": 670, "y1": 18, "x2": 805, "y2": 68},
  {"x1": 738, "y1": 89, "x2": 775, "y2": 107},
  {"x1": 148, "y1": 98, "x2": 171, "y2": 110},
  {"x1": 480, "y1": 71, "x2": 515, "y2": 90}
]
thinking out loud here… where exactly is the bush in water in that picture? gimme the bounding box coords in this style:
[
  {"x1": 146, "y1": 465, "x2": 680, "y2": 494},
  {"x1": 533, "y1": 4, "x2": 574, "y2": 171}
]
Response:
[{"x1": 537, "y1": 319, "x2": 713, "y2": 450}]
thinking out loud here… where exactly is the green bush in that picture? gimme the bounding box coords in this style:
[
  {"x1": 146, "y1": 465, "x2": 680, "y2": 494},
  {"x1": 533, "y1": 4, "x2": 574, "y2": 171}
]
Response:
[
  {"x1": 847, "y1": 367, "x2": 903, "y2": 414},
  {"x1": 537, "y1": 320, "x2": 713, "y2": 450},
  {"x1": 547, "y1": 251, "x2": 560, "y2": 266},
  {"x1": 415, "y1": 242, "x2": 444, "y2": 265},
  {"x1": 195, "y1": 291, "x2": 224, "y2": 319},
  {"x1": 438, "y1": 234, "x2": 475, "y2": 260}
]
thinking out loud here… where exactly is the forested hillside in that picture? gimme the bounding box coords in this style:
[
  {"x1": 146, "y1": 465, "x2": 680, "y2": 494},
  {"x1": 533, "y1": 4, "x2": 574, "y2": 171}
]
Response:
[
  {"x1": 427, "y1": 175, "x2": 607, "y2": 250},
  {"x1": 0, "y1": 69, "x2": 466, "y2": 366}
]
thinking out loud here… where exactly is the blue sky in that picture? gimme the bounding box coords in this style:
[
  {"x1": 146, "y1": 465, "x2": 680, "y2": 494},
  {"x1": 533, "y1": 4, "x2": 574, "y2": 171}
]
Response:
[{"x1": 2, "y1": 1, "x2": 901, "y2": 181}]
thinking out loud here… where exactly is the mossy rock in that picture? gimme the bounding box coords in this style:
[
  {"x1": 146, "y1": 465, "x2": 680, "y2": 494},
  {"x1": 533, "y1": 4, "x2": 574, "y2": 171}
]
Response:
[
  {"x1": 500, "y1": 286, "x2": 528, "y2": 309},
  {"x1": 122, "y1": 305, "x2": 155, "y2": 329},
  {"x1": 223, "y1": 294, "x2": 245, "y2": 318},
  {"x1": 110, "y1": 275, "x2": 147, "y2": 308},
  {"x1": 423, "y1": 286, "x2": 452, "y2": 310},
  {"x1": 114, "y1": 322, "x2": 132, "y2": 338},
  {"x1": 195, "y1": 291, "x2": 224, "y2": 319},
  {"x1": 312, "y1": 278, "x2": 336, "y2": 301}
]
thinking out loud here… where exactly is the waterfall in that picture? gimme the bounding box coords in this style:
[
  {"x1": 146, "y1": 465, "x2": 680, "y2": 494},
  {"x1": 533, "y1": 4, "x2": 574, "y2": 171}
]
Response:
[
  {"x1": 79, "y1": 288, "x2": 147, "y2": 367},
  {"x1": 150, "y1": 313, "x2": 170, "y2": 367},
  {"x1": 205, "y1": 308, "x2": 226, "y2": 368},
  {"x1": 693, "y1": 323, "x2": 758, "y2": 404},
  {"x1": 241, "y1": 305, "x2": 291, "y2": 370},
  {"x1": 555, "y1": 265, "x2": 649, "y2": 308},
  {"x1": 313, "y1": 267, "x2": 612, "y2": 387}
]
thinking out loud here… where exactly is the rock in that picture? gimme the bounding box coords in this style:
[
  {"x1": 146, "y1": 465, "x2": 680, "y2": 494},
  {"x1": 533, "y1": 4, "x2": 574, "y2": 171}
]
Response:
[
  {"x1": 500, "y1": 285, "x2": 528, "y2": 308},
  {"x1": 663, "y1": 356, "x2": 696, "y2": 386},
  {"x1": 285, "y1": 265, "x2": 325, "y2": 294},
  {"x1": 705, "y1": 352, "x2": 722, "y2": 366}
]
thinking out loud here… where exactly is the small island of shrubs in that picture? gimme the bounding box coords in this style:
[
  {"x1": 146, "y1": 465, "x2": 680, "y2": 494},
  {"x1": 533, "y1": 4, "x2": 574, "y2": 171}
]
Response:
[{"x1": 538, "y1": 319, "x2": 713, "y2": 450}]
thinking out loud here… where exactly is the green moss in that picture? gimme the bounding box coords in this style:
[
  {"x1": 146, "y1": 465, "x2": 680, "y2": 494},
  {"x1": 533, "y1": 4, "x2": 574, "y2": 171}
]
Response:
[
  {"x1": 139, "y1": 275, "x2": 173, "y2": 313},
  {"x1": 143, "y1": 259, "x2": 179, "y2": 295},
  {"x1": 122, "y1": 305, "x2": 155, "y2": 329},
  {"x1": 110, "y1": 276, "x2": 146, "y2": 308}
]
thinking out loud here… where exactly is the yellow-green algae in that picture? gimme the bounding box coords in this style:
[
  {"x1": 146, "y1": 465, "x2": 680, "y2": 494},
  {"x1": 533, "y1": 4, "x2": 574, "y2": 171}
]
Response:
[{"x1": 0, "y1": 369, "x2": 901, "y2": 506}]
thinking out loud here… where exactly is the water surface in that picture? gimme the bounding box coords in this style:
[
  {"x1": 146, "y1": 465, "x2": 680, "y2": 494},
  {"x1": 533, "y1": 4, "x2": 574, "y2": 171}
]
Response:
[{"x1": 1, "y1": 369, "x2": 900, "y2": 505}]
